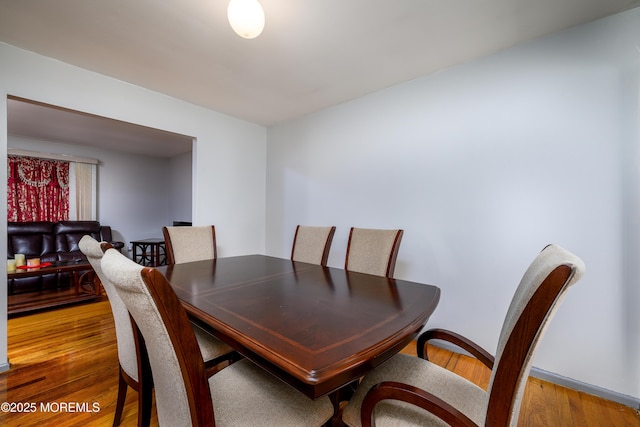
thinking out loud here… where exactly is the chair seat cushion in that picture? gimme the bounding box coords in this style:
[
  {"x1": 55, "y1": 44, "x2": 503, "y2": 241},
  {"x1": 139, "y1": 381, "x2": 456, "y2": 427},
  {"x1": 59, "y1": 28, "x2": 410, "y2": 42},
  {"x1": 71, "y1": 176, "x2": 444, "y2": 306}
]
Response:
[
  {"x1": 210, "y1": 358, "x2": 333, "y2": 426},
  {"x1": 343, "y1": 354, "x2": 488, "y2": 427},
  {"x1": 192, "y1": 322, "x2": 234, "y2": 362}
]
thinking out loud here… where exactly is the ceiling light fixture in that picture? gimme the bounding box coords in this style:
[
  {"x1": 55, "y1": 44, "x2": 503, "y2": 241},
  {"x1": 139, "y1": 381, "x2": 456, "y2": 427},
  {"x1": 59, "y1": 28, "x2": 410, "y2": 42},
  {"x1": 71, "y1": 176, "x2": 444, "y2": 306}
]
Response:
[{"x1": 227, "y1": 0, "x2": 265, "y2": 39}]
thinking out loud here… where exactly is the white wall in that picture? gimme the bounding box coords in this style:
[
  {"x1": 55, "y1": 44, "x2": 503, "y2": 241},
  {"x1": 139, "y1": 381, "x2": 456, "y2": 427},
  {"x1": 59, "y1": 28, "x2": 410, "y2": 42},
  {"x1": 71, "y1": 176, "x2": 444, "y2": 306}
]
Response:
[
  {"x1": 266, "y1": 8, "x2": 640, "y2": 399},
  {"x1": 0, "y1": 43, "x2": 267, "y2": 369},
  {"x1": 169, "y1": 150, "x2": 194, "y2": 224}
]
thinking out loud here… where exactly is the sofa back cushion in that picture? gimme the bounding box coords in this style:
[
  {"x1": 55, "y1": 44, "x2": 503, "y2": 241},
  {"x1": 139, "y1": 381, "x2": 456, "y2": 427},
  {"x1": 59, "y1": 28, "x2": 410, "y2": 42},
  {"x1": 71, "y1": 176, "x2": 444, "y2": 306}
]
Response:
[
  {"x1": 55, "y1": 221, "x2": 101, "y2": 261},
  {"x1": 7, "y1": 221, "x2": 56, "y2": 259}
]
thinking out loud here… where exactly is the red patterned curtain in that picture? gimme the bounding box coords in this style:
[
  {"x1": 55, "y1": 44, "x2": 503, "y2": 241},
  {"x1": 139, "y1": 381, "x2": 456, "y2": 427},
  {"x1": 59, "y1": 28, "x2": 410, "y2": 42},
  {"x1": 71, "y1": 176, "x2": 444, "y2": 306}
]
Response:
[{"x1": 7, "y1": 156, "x2": 70, "y2": 222}]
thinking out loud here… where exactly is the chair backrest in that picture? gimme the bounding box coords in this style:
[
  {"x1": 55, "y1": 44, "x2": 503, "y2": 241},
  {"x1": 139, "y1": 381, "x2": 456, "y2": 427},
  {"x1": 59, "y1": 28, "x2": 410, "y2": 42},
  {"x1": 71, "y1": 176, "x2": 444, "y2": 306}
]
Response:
[
  {"x1": 344, "y1": 227, "x2": 404, "y2": 278},
  {"x1": 486, "y1": 244, "x2": 585, "y2": 426},
  {"x1": 101, "y1": 248, "x2": 214, "y2": 426},
  {"x1": 163, "y1": 225, "x2": 217, "y2": 264},
  {"x1": 79, "y1": 235, "x2": 138, "y2": 382},
  {"x1": 290, "y1": 225, "x2": 336, "y2": 266}
]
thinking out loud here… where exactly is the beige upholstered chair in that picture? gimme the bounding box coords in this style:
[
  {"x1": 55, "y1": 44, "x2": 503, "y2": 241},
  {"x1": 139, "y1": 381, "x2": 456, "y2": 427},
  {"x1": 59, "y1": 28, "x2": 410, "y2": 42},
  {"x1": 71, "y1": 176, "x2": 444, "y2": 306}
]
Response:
[
  {"x1": 345, "y1": 227, "x2": 404, "y2": 278},
  {"x1": 100, "y1": 248, "x2": 334, "y2": 427},
  {"x1": 162, "y1": 225, "x2": 217, "y2": 264},
  {"x1": 342, "y1": 244, "x2": 585, "y2": 427},
  {"x1": 291, "y1": 225, "x2": 336, "y2": 266},
  {"x1": 80, "y1": 236, "x2": 236, "y2": 427}
]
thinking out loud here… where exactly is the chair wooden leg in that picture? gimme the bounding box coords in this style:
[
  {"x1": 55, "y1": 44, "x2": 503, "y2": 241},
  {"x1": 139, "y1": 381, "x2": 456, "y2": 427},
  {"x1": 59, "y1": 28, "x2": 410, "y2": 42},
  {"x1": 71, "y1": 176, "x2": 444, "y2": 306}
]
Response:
[
  {"x1": 115, "y1": 362, "x2": 152, "y2": 427},
  {"x1": 131, "y1": 316, "x2": 153, "y2": 427},
  {"x1": 113, "y1": 367, "x2": 128, "y2": 426},
  {"x1": 137, "y1": 377, "x2": 153, "y2": 427},
  {"x1": 137, "y1": 337, "x2": 154, "y2": 427}
]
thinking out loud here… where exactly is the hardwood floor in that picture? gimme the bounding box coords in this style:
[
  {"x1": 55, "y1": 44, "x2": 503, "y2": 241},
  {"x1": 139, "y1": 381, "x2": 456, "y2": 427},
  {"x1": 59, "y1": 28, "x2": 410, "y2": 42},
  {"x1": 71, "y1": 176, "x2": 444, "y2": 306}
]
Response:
[
  {"x1": 1, "y1": 300, "x2": 638, "y2": 426},
  {"x1": 0, "y1": 299, "x2": 156, "y2": 426}
]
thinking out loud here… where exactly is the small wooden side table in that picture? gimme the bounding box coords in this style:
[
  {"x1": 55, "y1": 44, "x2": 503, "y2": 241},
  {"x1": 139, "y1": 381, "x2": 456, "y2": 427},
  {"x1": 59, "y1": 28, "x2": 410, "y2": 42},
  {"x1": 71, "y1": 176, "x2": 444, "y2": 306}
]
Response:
[{"x1": 131, "y1": 238, "x2": 167, "y2": 266}]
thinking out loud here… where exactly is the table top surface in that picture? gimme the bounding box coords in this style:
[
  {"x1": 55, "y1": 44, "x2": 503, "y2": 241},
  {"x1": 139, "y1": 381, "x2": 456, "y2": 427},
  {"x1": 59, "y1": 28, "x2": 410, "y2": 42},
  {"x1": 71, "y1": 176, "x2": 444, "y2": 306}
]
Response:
[
  {"x1": 156, "y1": 254, "x2": 440, "y2": 399},
  {"x1": 130, "y1": 238, "x2": 165, "y2": 244}
]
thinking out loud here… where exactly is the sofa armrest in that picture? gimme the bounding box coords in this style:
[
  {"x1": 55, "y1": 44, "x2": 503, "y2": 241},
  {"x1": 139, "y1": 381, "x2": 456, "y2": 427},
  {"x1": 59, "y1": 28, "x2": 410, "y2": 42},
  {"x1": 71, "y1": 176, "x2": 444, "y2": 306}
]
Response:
[
  {"x1": 110, "y1": 241, "x2": 125, "y2": 250},
  {"x1": 99, "y1": 225, "x2": 113, "y2": 242},
  {"x1": 99, "y1": 225, "x2": 124, "y2": 251}
]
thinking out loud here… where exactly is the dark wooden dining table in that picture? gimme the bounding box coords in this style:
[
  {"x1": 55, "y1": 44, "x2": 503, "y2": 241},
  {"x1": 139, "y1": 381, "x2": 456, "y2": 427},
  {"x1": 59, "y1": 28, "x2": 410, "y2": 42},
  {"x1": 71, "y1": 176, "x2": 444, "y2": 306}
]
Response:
[{"x1": 156, "y1": 254, "x2": 440, "y2": 402}]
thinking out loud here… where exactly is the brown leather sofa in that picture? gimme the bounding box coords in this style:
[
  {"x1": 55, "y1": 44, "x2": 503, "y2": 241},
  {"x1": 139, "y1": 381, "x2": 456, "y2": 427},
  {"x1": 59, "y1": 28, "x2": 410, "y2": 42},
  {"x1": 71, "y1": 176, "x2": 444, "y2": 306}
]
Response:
[{"x1": 7, "y1": 220, "x2": 124, "y2": 295}]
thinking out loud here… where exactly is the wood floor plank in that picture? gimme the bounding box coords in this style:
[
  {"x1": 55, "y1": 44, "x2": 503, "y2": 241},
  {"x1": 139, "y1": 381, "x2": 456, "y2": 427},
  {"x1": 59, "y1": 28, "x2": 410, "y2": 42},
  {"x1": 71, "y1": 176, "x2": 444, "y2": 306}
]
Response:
[
  {"x1": 520, "y1": 378, "x2": 563, "y2": 427},
  {"x1": 547, "y1": 380, "x2": 574, "y2": 426},
  {"x1": 0, "y1": 301, "x2": 638, "y2": 426}
]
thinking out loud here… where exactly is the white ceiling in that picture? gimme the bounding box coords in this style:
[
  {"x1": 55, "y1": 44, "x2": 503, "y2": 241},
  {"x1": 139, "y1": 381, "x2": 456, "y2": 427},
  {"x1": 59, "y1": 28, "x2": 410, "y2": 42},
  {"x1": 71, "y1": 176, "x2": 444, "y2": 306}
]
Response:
[{"x1": 1, "y1": 0, "x2": 639, "y2": 157}]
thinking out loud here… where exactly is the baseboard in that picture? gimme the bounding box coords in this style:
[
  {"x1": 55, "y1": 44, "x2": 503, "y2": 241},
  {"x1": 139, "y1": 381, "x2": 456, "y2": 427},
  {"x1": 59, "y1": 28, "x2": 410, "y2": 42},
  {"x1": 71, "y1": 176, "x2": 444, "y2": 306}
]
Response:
[
  {"x1": 530, "y1": 367, "x2": 640, "y2": 410},
  {"x1": 430, "y1": 341, "x2": 640, "y2": 410}
]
